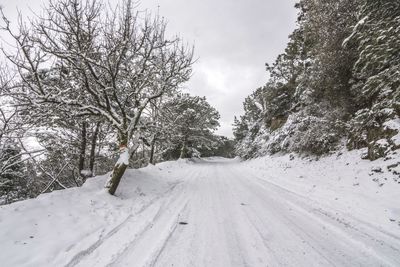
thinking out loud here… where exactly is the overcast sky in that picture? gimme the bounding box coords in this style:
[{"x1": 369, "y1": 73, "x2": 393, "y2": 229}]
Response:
[{"x1": 0, "y1": 0, "x2": 298, "y2": 137}]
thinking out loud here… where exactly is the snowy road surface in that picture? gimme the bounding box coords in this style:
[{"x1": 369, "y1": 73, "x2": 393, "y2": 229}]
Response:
[{"x1": 1, "y1": 156, "x2": 400, "y2": 266}]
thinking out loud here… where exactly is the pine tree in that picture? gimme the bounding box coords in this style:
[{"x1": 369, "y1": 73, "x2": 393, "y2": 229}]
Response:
[
  {"x1": 346, "y1": 0, "x2": 400, "y2": 159},
  {"x1": 0, "y1": 143, "x2": 28, "y2": 204},
  {"x1": 234, "y1": 0, "x2": 360, "y2": 157},
  {"x1": 160, "y1": 94, "x2": 220, "y2": 159}
]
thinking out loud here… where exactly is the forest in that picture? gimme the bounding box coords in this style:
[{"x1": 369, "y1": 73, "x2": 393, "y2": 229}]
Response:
[
  {"x1": 234, "y1": 0, "x2": 400, "y2": 161},
  {"x1": 1, "y1": 0, "x2": 399, "y2": 205},
  {"x1": 0, "y1": 0, "x2": 233, "y2": 204}
]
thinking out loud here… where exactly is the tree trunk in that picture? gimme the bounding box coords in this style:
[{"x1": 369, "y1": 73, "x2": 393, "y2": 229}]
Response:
[
  {"x1": 89, "y1": 121, "x2": 101, "y2": 175},
  {"x1": 78, "y1": 121, "x2": 87, "y2": 177},
  {"x1": 180, "y1": 139, "x2": 189, "y2": 159},
  {"x1": 107, "y1": 158, "x2": 128, "y2": 195},
  {"x1": 149, "y1": 135, "x2": 157, "y2": 165},
  {"x1": 141, "y1": 143, "x2": 145, "y2": 167},
  {"x1": 106, "y1": 132, "x2": 129, "y2": 195}
]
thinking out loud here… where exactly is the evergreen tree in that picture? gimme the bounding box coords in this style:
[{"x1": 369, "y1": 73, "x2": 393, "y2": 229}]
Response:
[
  {"x1": 160, "y1": 94, "x2": 220, "y2": 159},
  {"x1": 0, "y1": 143, "x2": 28, "y2": 204},
  {"x1": 234, "y1": 0, "x2": 365, "y2": 158},
  {"x1": 346, "y1": 0, "x2": 400, "y2": 159}
]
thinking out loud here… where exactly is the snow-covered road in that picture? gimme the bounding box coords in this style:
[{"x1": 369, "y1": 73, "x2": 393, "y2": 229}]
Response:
[
  {"x1": 1, "y1": 157, "x2": 400, "y2": 266},
  {"x1": 150, "y1": 159, "x2": 400, "y2": 267},
  {"x1": 70, "y1": 158, "x2": 400, "y2": 267}
]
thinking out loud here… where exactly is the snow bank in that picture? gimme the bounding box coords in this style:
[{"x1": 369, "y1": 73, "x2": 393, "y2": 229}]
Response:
[
  {"x1": 242, "y1": 148, "x2": 400, "y2": 234},
  {"x1": 0, "y1": 160, "x2": 188, "y2": 267}
]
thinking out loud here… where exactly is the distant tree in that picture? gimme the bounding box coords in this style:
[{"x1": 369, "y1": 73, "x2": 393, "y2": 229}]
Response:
[
  {"x1": 0, "y1": 143, "x2": 27, "y2": 204},
  {"x1": 197, "y1": 136, "x2": 235, "y2": 158},
  {"x1": 160, "y1": 94, "x2": 220, "y2": 158},
  {"x1": 232, "y1": 116, "x2": 248, "y2": 143},
  {"x1": 0, "y1": 64, "x2": 44, "y2": 204}
]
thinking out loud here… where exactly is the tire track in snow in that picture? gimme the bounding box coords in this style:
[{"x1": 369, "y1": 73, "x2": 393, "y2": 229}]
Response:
[
  {"x1": 235, "y1": 171, "x2": 348, "y2": 266},
  {"x1": 234, "y1": 165, "x2": 400, "y2": 266},
  {"x1": 64, "y1": 179, "x2": 185, "y2": 267},
  {"x1": 212, "y1": 164, "x2": 273, "y2": 267},
  {"x1": 224, "y1": 164, "x2": 335, "y2": 266},
  {"x1": 146, "y1": 202, "x2": 189, "y2": 267},
  {"x1": 63, "y1": 159, "x2": 400, "y2": 267},
  {"x1": 103, "y1": 169, "x2": 196, "y2": 267},
  {"x1": 248, "y1": 168, "x2": 400, "y2": 257},
  {"x1": 224, "y1": 171, "x2": 297, "y2": 266},
  {"x1": 245, "y1": 164, "x2": 400, "y2": 244},
  {"x1": 154, "y1": 162, "x2": 278, "y2": 267}
]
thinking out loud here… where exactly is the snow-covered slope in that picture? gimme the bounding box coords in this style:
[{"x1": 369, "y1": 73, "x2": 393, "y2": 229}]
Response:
[
  {"x1": 0, "y1": 154, "x2": 399, "y2": 267},
  {"x1": 243, "y1": 149, "x2": 400, "y2": 235}
]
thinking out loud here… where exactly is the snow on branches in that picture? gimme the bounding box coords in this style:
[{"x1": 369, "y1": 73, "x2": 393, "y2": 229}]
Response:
[{"x1": 1, "y1": 0, "x2": 194, "y2": 195}]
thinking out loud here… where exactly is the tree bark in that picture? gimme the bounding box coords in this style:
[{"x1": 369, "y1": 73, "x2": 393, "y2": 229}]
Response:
[
  {"x1": 89, "y1": 121, "x2": 101, "y2": 175},
  {"x1": 107, "y1": 158, "x2": 128, "y2": 195},
  {"x1": 149, "y1": 134, "x2": 157, "y2": 165},
  {"x1": 78, "y1": 121, "x2": 87, "y2": 177},
  {"x1": 106, "y1": 132, "x2": 129, "y2": 195},
  {"x1": 180, "y1": 138, "x2": 189, "y2": 159}
]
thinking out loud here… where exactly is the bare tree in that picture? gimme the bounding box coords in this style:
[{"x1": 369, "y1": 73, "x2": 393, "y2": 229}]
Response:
[
  {"x1": 1, "y1": 0, "x2": 193, "y2": 195},
  {"x1": 0, "y1": 64, "x2": 46, "y2": 203}
]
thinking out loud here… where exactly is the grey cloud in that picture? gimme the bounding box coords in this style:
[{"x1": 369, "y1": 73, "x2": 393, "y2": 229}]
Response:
[
  {"x1": 1, "y1": 0, "x2": 298, "y2": 137},
  {"x1": 144, "y1": 0, "x2": 298, "y2": 137}
]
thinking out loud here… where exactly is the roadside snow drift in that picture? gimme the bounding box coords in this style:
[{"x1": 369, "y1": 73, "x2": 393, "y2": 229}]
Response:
[{"x1": 0, "y1": 153, "x2": 399, "y2": 267}]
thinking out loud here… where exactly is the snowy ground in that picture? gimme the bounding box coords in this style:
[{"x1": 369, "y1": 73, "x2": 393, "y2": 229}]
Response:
[{"x1": 1, "y1": 151, "x2": 400, "y2": 267}]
